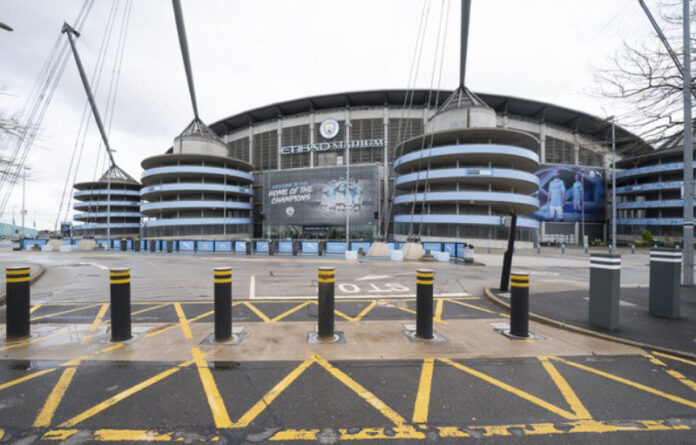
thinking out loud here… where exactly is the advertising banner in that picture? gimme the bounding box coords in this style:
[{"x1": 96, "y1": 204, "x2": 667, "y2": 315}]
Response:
[
  {"x1": 532, "y1": 165, "x2": 606, "y2": 222},
  {"x1": 262, "y1": 165, "x2": 379, "y2": 232}
]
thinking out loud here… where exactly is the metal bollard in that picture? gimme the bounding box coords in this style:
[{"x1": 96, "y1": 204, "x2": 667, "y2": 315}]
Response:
[
  {"x1": 134, "y1": 239, "x2": 140, "y2": 252},
  {"x1": 110, "y1": 268, "x2": 132, "y2": 341},
  {"x1": 649, "y1": 248, "x2": 681, "y2": 318},
  {"x1": 588, "y1": 254, "x2": 621, "y2": 330},
  {"x1": 246, "y1": 240, "x2": 252, "y2": 256},
  {"x1": 317, "y1": 267, "x2": 335, "y2": 339},
  {"x1": 167, "y1": 240, "x2": 173, "y2": 253},
  {"x1": 509, "y1": 271, "x2": 530, "y2": 338},
  {"x1": 415, "y1": 269, "x2": 434, "y2": 340},
  {"x1": 6, "y1": 266, "x2": 31, "y2": 339},
  {"x1": 214, "y1": 267, "x2": 232, "y2": 341}
]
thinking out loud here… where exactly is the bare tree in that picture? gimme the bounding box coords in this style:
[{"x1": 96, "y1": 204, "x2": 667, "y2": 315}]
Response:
[{"x1": 593, "y1": 1, "x2": 695, "y2": 147}]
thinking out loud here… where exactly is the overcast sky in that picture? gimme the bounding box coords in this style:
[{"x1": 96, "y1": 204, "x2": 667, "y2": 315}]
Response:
[{"x1": 0, "y1": 0, "x2": 667, "y2": 230}]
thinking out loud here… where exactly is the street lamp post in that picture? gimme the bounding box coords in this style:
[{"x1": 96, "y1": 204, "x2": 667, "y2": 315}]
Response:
[
  {"x1": 345, "y1": 117, "x2": 351, "y2": 250},
  {"x1": 682, "y1": 0, "x2": 694, "y2": 286},
  {"x1": 611, "y1": 118, "x2": 617, "y2": 255}
]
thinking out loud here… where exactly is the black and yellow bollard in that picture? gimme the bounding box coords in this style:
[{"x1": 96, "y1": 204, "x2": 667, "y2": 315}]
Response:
[
  {"x1": 6, "y1": 266, "x2": 31, "y2": 339},
  {"x1": 110, "y1": 268, "x2": 132, "y2": 342},
  {"x1": 415, "y1": 269, "x2": 434, "y2": 340},
  {"x1": 214, "y1": 267, "x2": 232, "y2": 341},
  {"x1": 317, "y1": 267, "x2": 335, "y2": 339},
  {"x1": 509, "y1": 271, "x2": 530, "y2": 338}
]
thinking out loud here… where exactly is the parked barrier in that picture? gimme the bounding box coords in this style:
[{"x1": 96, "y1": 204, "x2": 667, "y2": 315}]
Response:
[
  {"x1": 509, "y1": 271, "x2": 530, "y2": 338},
  {"x1": 317, "y1": 267, "x2": 335, "y2": 340},
  {"x1": 588, "y1": 254, "x2": 621, "y2": 330},
  {"x1": 214, "y1": 267, "x2": 232, "y2": 341},
  {"x1": 649, "y1": 248, "x2": 681, "y2": 318},
  {"x1": 6, "y1": 266, "x2": 30, "y2": 339},
  {"x1": 110, "y1": 267, "x2": 132, "y2": 342},
  {"x1": 415, "y1": 269, "x2": 434, "y2": 340}
]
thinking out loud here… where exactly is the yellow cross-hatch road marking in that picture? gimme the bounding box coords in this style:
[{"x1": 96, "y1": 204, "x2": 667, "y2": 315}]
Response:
[
  {"x1": 538, "y1": 356, "x2": 591, "y2": 419},
  {"x1": 174, "y1": 303, "x2": 192, "y2": 339},
  {"x1": 144, "y1": 310, "x2": 214, "y2": 339},
  {"x1": 34, "y1": 363, "x2": 80, "y2": 427},
  {"x1": 243, "y1": 302, "x2": 271, "y2": 322},
  {"x1": 434, "y1": 299, "x2": 445, "y2": 323},
  {"x1": 270, "y1": 301, "x2": 311, "y2": 322},
  {"x1": 30, "y1": 304, "x2": 101, "y2": 322},
  {"x1": 444, "y1": 298, "x2": 500, "y2": 316},
  {"x1": 393, "y1": 305, "x2": 449, "y2": 325},
  {"x1": 549, "y1": 356, "x2": 696, "y2": 410},
  {"x1": 30, "y1": 304, "x2": 42, "y2": 314},
  {"x1": 652, "y1": 351, "x2": 696, "y2": 367},
  {"x1": 233, "y1": 357, "x2": 314, "y2": 428},
  {"x1": 412, "y1": 358, "x2": 434, "y2": 424},
  {"x1": 644, "y1": 353, "x2": 696, "y2": 393},
  {"x1": 59, "y1": 355, "x2": 202, "y2": 427},
  {"x1": 192, "y1": 347, "x2": 232, "y2": 428},
  {"x1": 439, "y1": 358, "x2": 584, "y2": 420}
]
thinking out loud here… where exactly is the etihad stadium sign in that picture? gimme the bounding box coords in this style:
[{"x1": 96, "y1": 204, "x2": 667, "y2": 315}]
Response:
[{"x1": 279, "y1": 139, "x2": 384, "y2": 155}]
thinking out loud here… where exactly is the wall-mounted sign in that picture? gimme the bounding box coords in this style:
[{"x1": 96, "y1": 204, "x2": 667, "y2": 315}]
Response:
[
  {"x1": 319, "y1": 118, "x2": 340, "y2": 139},
  {"x1": 279, "y1": 139, "x2": 384, "y2": 155}
]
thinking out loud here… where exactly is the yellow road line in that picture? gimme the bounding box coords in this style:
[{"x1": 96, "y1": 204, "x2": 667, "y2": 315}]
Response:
[
  {"x1": 174, "y1": 303, "x2": 192, "y2": 339},
  {"x1": 93, "y1": 429, "x2": 177, "y2": 441},
  {"x1": 103, "y1": 302, "x2": 172, "y2": 325},
  {"x1": 144, "y1": 311, "x2": 214, "y2": 339},
  {"x1": 538, "y1": 356, "x2": 591, "y2": 420},
  {"x1": 644, "y1": 353, "x2": 696, "y2": 393},
  {"x1": 652, "y1": 351, "x2": 696, "y2": 367},
  {"x1": 550, "y1": 356, "x2": 696, "y2": 410},
  {"x1": 192, "y1": 347, "x2": 232, "y2": 428},
  {"x1": 243, "y1": 302, "x2": 271, "y2": 322},
  {"x1": 34, "y1": 364, "x2": 80, "y2": 427},
  {"x1": 352, "y1": 301, "x2": 377, "y2": 322},
  {"x1": 334, "y1": 308, "x2": 355, "y2": 322},
  {"x1": 393, "y1": 306, "x2": 448, "y2": 325},
  {"x1": 312, "y1": 354, "x2": 412, "y2": 428},
  {"x1": 30, "y1": 304, "x2": 101, "y2": 322},
  {"x1": 271, "y1": 301, "x2": 311, "y2": 323},
  {"x1": 412, "y1": 358, "x2": 434, "y2": 424},
  {"x1": 434, "y1": 299, "x2": 445, "y2": 323},
  {"x1": 439, "y1": 358, "x2": 581, "y2": 420},
  {"x1": 233, "y1": 357, "x2": 314, "y2": 428},
  {"x1": 445, "y1": 298, "x2": 499, "y2": 315},
  {"x1": 60, "y1": 358, "x2": 197, "y2": 427},
  {"x1": 30, "y1": 304, "x2": 42, "y2": 314},
  {"x1": 0, "y1": 330, "x2": 73, "y2": 352},
  {"x1": 0, "y1": 368, "x2": 57, "y2": 391},
  {"x1": 89, "y1": 304, "x2": 109, "y2": 331}
]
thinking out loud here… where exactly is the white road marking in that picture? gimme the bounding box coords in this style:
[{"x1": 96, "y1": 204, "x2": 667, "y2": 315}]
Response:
[
  {"x1": 582, "y1": 297, "x2": 637, "y2": 307},
  {"x1": 78, "y1": 262, "x2": 109, "y2": 271},
  {"x1": 355, "y1": 274, "x2": 393, "y2": 281},
  {"x1": 249, "y1": 292, "x2": 471, "y2": 300},
  {"x1": 249, "y1": 275, "x2": 256, "y2": 299}
]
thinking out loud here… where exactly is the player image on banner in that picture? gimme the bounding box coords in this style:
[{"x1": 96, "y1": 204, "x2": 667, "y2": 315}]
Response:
[
  {"x1": 319, "y1": 177, "x2": 365, "y2": 213},
  {"x1": 532, "y1": 165, "x2": 605, "y2": 222}
]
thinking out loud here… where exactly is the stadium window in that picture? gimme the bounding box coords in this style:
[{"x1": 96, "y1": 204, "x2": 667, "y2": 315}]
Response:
[
  {"x1": 388, "y1": 118, "x2": 424, "y2": 160},
  {"x1": 281, "y1": 125, "x2": 310, "y2": 169},
  {"x1": 228, "y1": 138, "x2": 249, "y2": 162},
  {"x1": 253, "y1": 130, "x2": 278, "y2": 170},
  {"x1": 545, "y1": 136, "x2": 574, "y2": 164}
]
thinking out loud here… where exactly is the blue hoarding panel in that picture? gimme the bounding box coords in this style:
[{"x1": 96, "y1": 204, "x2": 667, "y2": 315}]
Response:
[
  {"x1": 444, "y1": 243, "x2": 455, "y2": 255},
  {"x1": 351, "y1": 242, "x2": 371, "y2": 253},
  {"x1": 235, "y1": 241, "x2": 247, "y2": 252},
  {"x1": 278, "y1": 241, "x2": 293, "y2": 253},
  {"x1": 326, "y1": 242, "x2": 346, "y2": 254},
  {"x1": 256, "y1": 241, "x2": 269, "y2": 253},
  {"x1": 456, "y1": 244, "x2": 466, "y2": 258},
  {"x1": 198, "y1": 241, "x2": 214, "y2": 252},
  {"x1": 179, "y1": 241, "x2": 195, "y2": 251},
  {"x1": 302, "y1": 241, "x2": 318, "y2": 254},
  {"x1": 423, "y1": 242, "x2": 442, "y2": 252},
  {"x1": 215, "y1": 241, "x2": 232, "y2": 252}
]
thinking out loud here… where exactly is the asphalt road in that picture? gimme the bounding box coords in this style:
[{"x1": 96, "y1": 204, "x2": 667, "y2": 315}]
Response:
[{"x1": 0, "y1": 247, "x2": 694, "y2": 444}]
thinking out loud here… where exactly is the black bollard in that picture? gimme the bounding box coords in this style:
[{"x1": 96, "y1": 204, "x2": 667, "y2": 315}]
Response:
[
  {"x1": 415, "y1": 269, "x2": 434, "y2": 340},
  {"x1": 6, "y1": 266, "x2": 31, "y2": 339},
  {"x1": 134, "y1": 238, "x2": 140, "y2": 252},
  {"x1": 317, "y1": 267, "x2": 335, "y2": 339},
  {"x1": 509, "y1": 271, "x2": 530, "y2": 338},
  {"x1": 149, "y1": 240, "x2": 155, "y2": 253},
  {"x1": 167, "y1": 240, "x2": 173, "y2": 253},
  {"x1": 110, "y1": 268, "x2": 132, "y2": 342},
  {"x1": 120, "y1": 239, "x2": 127, "y2": 252},
  {"x1": 214, "y1": 267, "x2": 232, "y2": 341}
]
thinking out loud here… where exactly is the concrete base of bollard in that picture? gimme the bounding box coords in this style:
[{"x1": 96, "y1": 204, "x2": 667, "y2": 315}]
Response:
[
  {"x1": 402, "y1": 324, "x2": 447, "y2": 343},
  {"x1": 200, "y1": 327, "x2": 245, "y2": 345},
  {"x1": 307, "y1": 330, "x2": 345, "y2": 344}
]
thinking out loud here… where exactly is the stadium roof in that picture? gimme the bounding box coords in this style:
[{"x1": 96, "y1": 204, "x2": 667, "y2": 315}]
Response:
[{"x1": 209, "y1": 89, "x2": 651, "y2": 156}]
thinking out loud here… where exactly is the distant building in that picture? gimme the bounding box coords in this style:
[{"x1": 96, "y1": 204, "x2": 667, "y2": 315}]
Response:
[{"x1": 0, "y1": 223, "x2": 38, "y2": 238}]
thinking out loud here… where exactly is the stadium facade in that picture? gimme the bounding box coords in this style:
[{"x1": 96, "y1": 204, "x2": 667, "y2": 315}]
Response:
[
  {"x1": 615, "y1": 134, "x2": 696, "y2": 243},
  {"x1": 71, "y1": 89, "x2": 649, "y2": 246}
]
